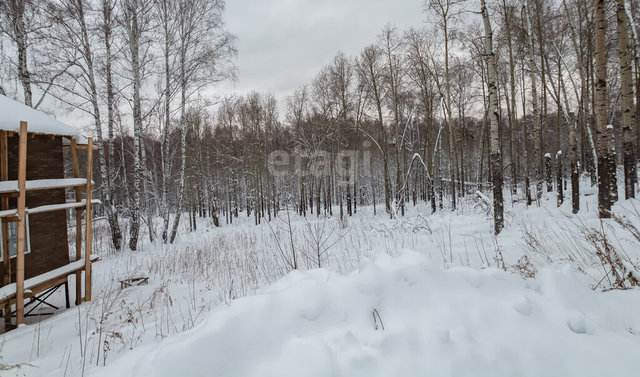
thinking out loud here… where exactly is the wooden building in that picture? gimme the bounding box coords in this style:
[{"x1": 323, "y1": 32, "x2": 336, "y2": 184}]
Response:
[{"x1": 0, "y1": 95, "x2": 99, "y2": 329}]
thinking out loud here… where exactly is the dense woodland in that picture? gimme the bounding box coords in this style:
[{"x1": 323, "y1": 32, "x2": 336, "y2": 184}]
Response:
[{"x1": 0, "y1": 0, "x2": 639, "y2": 252}]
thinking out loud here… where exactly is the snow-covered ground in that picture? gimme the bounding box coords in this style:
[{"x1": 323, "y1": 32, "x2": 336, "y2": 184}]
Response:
[
  {"x1": 92, "y1": 253, "x2": 640, "y2": 377},
  {"x1": 2, "y1": 182, "x2": 640, "y2": 376}
]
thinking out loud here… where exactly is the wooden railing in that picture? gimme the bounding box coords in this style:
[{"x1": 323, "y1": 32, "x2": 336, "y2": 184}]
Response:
[{"x1": 0, "y1": 122, "x2": 96, "y2": 327}]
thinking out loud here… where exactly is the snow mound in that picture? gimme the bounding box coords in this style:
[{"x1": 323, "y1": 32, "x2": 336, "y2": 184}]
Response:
[{"x1": 93, "y1": 252, "x2": 640, "y2": 377}]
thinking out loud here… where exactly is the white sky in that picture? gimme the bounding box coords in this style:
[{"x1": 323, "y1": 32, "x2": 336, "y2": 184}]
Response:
[
  {"x1": 52, "y1": 0, "x2": 426, "y2": 130},
  {"x1": 217, "y1": 0, "x2": 426, "y2": 115}
]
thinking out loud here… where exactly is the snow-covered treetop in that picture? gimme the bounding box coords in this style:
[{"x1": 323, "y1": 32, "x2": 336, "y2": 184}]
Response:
[{"x1": 0, "y1": 95, "x2": 82, "y2": 139}]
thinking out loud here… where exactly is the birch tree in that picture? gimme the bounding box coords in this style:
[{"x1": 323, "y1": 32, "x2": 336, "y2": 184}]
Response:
[
  {"x1": 328, "y1": 52, "x2": 355, "y2": 216},
  {"x1": 0, "y1": 0, "x2": 69, "y2": 108},
  {"x1": 379, "y1": 25, "x2": 406, "y2": 216},
  {"x1": 102, "y1": 0, "x2": 122, "y2": 250},
  {"x1": 168, "y1": 0, "x2": 236, "y2": 243},
  {"x1": 155, "y1": 0, "x2": 178, "y2": 243},
  {"x1": 405, "y1": 27, "x2": 438, "y2": 212},
  {"x1": 357, "y1": 45, "x2": 392, "y2": 216},
  {"x1": 500, "y1": 0, "x2": 519, "y2": 195},
  {"x1": 50, "y1": 0, "x2": 123, "y2": 251},
  {"x1": 595, "y1": 0, "x2": 615, "y2": 218},
  {"x1": 481, "y1": 0, "x2": 504, "y2": 234},
  {"x1": 523, "y1": 0, "x2": 543, "y2": 201},
  {"x1": 618, "y1": 0, "x2": 636, "y2": 199},
  {"x1": 426, "y1": 0, "x2": 467, "y2": 210},
  {"x1": 121, "y1": 0, "x2": 153, "y2": 250},
  {"x1": 0, "y1": 0, "x2": 34, "y2": 106}
]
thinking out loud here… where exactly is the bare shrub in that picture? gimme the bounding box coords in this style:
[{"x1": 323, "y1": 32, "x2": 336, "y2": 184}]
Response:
[
  {"x1": 580, "y1": 221, "x2": 639, "y2": 290},
  {"x1": 513, "y1": 255, "x2": 537, "y2": 279},
  {"x1": 519, "y1": 211, "x2": 640, "y2": 290}
]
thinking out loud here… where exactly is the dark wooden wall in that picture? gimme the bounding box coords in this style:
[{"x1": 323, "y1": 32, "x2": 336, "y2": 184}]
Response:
[{"x1": 0, "y1": 134, "x2": 69, "y2": 280}]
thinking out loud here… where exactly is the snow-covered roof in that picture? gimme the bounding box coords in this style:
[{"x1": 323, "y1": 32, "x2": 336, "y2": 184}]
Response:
[
  {"x1": 0, "y1": 94, "x2": 82, "y2": 138},
  {"x1": 62, "y1": 133, "x2": 89, "y2": 146}
]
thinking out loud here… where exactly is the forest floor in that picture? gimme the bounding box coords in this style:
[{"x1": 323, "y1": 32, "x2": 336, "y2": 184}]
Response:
[{"x1": 1, "y1": 179, "x2": 640, "y2": 376}]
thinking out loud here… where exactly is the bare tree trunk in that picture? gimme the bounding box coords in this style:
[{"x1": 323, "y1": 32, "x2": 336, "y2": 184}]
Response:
[
  {"x1": 520, "y1": 56, "x2": 532, "y2": 206},
  {"x1": 72, "y1": 0, "x2": 122, "y2": 252},
  {"x1": 169, "y1": 85, "x2": 187, "y2": 243},
  {"x1": 7, "y1": 0, "x2": 33, "y2": 107},
  {"x1": 524, "y1": 1, "x2": 543, "y2": 201},
  {"x1": 169, "y1": 10, "x2": 191, "y2": 243},
  {"x1": 534, "y1": 0, "x2": 551, "y2": 193},
  {"x1": 481, "y1": 0, "x2": 503, "y2": 234},
  {"x1": 562, "y1": 0, "x2": 586, "y2": 213},
  {"x1": 569, "y1": 110, "x2": 580, "y2": 213},
  {"x1": 58, "y1": 0, "x2": 122, "y2": 252},
  {"x1": 556, "y1": 151, "x2": 563, "y2": 207},
  {"x1": 102, "y1": 0, "x2": 122, "y2": 251},
  {"x1": 158, "y1": 0, "x2": 173, "y2": 243},
  {"x1": 124, "y1": 0, "x2": 143, "y2": 250},
  {"x1": 544, "y1": 153, "x2": 552, "y2": 192},
  {"x1": 167, "y1": 0, "x2": 235, "y2": 241},
  {"x1": 595, "y1": 0, "x2": 614, "y2": 218},
  {"x1": 618, "y1": 0, "x2": 636, "y2": 199},
  {"x1": 381, "y1": 27, "x2": 404, "y2": 217},
  {"x1": 359, "y1": 46, "x2": 391, "y2": 215},
  {"x1": 443, "y1": 18, "x2": 457, "y2": 210},
  {"x1": 502, "y1": 0, "x2": 518, "y2": 196},
  {"x1": 139, "y1": 130, "x2": 154, "y2": 242}
]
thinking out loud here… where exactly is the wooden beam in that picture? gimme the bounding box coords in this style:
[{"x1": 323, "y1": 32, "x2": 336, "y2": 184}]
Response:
[
  {"x1": 84, "y1": 137, "x2": 93, "y2": 302},
  {"x1": 70, "y1": 139, "x2": 83, "y2": 305},
  {"x1": 63, "y1": 145, "x2": 99, "y2": 151},
  {"x1": 15, "y1": 122, "x2": 27, "y2": 325},
  {"x1": 1, "y1": 130, "x2": 11, "y2": 329}
]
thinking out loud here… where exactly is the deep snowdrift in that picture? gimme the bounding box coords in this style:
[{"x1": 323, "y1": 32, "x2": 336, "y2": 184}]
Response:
[{"x1": 92, "y1": 251, "x2": 640, "y2": 377}]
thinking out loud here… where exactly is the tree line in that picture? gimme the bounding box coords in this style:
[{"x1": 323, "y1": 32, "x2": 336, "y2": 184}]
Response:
[{"x1": 0, "y1": 0, "x2": 638, "y2": 251}]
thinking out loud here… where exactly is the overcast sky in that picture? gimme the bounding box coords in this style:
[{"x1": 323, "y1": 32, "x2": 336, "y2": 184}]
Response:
[
  {"x1": 55, "y1": 0, "x2": 426, "y2": 129},
  {"x1": 218, "y1": 0, "x2": 426, "y2": 114}
]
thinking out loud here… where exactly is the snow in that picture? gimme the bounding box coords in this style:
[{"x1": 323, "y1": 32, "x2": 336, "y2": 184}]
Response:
[
  {"x1": 0, "y1": 208, "x2": 17, "y2": 218},
  {"x1": 62, "y1": 133, "x2": 90, "y2": 146},
  {"x1": 0, "y1": 180, "x2": 18, "y2": 193},
  {"x1": 21, "y1": 260, "x2": 86, "y2": 288},
  {"x1": 27, "y1": 199, "x2": 101, "y2": 215},
  {"x1": 0, "y1": 282, "x2": 16, "y2": 302},
  {"x1": 0, "y1": 178, "x2": 90, "y2": 194},
  {"x1": 544, "y1": 152, "x2": 551, "y2": 158},
  {"x1": 475, "y1": 190, "x2": 492, "y2": 209},
  {"x1": 92, "y1": 252, "x2": 640, "y2": 377},
  {"x1": 1, "y1": 179, "x2": 640, "y2": 377},
  {"x1": 607, "y1": 124, "x2": 614, "y2": 129},
  {"x1": 0, "y1": 94, "x2": 81, "y2": 138},
  {"x1": 0, "y1": 198, "x2": 99, "y2": 217},
  {"x1": 0, "y1": 255, "x2": 99, "y2": 300},
  {"x1": 26, "y1": 178, "x2": 89, "y2": 190}
]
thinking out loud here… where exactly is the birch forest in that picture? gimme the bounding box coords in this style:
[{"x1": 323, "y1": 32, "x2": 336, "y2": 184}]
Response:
[{"x1": 0, "y1": 0, "x2": 639, "y2": 250}]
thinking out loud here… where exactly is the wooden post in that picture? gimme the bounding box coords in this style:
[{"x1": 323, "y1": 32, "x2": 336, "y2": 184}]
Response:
[
  {"x1": 84, "y1": 138, "x2": 93, "y2": 302},
  {"x1": 15, "y1": 122, "x2": 27, "y2": 325},
  {"x1": 70, "y1": 139, "x2": 84, "y2": 304},
  {"x1": 1, "y1": 130, "x2": 10, "y2": 329}
]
